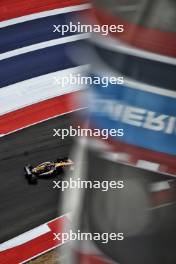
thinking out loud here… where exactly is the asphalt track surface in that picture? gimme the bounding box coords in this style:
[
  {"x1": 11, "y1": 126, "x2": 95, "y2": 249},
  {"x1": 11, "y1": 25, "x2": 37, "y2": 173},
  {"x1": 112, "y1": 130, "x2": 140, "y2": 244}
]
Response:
[{"x1": 0, "y1": 113, "x2": 75, "y2": 243}]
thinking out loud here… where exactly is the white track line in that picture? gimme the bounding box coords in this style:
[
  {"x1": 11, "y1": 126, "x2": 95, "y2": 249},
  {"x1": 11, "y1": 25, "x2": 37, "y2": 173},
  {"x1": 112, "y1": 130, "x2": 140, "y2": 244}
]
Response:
[
  {"x1": 0, "y1": 33, "x2": 90, "y2": 60},
  {"x1": 0, "y1": 214, "x2": 68, "y2": 252},
  {"x1": 136, "y1": 160, "x2": 160, "y2": 171},
  {"x1": 0, "y1": 225, "x2": 50, "y2": 251},
  {"x1": 0, "y1": 65, "x2": 89, "y2": 115}
]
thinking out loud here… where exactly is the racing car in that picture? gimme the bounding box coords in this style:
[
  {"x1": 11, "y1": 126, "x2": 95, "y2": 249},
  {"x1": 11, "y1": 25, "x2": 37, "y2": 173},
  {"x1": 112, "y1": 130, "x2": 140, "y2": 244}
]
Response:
[{"x1": 24, "y1": 157, "x2": 74, "y2": 184}]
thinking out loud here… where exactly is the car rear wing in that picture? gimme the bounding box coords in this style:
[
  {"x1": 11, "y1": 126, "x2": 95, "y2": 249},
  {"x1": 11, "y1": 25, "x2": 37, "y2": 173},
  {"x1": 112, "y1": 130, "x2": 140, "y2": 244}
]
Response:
[{"x1": 24, "y1": 166, "x2": 32, "y2": 175}]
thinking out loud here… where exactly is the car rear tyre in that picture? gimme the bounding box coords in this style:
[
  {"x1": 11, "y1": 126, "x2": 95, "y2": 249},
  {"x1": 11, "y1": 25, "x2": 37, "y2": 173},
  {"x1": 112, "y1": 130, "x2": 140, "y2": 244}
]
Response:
[{"x1": 28, "y1": 174, "x2": 37, "y2": 184}]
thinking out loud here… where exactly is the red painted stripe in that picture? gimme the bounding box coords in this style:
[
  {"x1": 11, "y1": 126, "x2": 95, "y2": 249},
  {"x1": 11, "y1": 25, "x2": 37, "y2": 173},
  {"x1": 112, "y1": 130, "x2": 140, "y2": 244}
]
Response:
[
  {"x1": 0, "y1": 91, "x2": 84, "y2": 135},
  {"x1": 0, "y1": 216, "x2": 67, "y2": 264},
  {"x1": 151, "y1": 189, "x2": 174, "y2": 207},
  {"x1": 0, "y1": 0, "x2": 88, "y2": 22},
  {"x1": 108, "y1": 139, "x2": 176, "y2": 174},
  {"x1": 92, "y1": 8, "x2": 176, "y2": 57},
  {"x1": 0, "y1": 233, "x2": 56, "y2": 264},
  {"x1": 83, "y1": 120, "x2": 176, "y2": 175}
]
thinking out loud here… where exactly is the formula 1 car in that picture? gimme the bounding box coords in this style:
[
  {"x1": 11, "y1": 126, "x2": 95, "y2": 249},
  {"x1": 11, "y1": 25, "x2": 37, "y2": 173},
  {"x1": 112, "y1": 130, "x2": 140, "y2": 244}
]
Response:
[{"x1": 24, "y1": 157, "x2": 74, "y2": 184}]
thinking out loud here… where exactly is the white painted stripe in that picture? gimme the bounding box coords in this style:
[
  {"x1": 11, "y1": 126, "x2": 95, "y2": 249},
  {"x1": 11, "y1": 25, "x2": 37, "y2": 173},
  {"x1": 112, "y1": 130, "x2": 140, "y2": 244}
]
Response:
[
  {"x1": 47, "y1": 213, "x2": 70, "y2": 224},
  {"x1": 0, "y1": 65, "x2": 89, "y2": 115},
  {"x1": 150, "y1": 181, "x2": 170, "y2": 192},
  {"x1": 0, "y1": 214, "x2": 68, "y2": 263},
  {"x1": 149, "y1": 202, "x2": 175, "y2": 210},
  {"x1": 92, "y1": 34, "x2": 176, "y2": 65},
  {"x1": 0, "y1": 214, "x2": 67, "y2": 252},
  {"x1": 0, "y1": 224, "x2": 50, "y2": 251},
  {"x1": 86, "y1": 142, "x2": 176, "y2": 177},
  {"x1": 0, "y1": 4, "x2": 91, "y2": 28},
  {"x1": 136, "y1": 160, "x2": 159, "y2": 171},
  {"x1": 0, "y1": 33, "x2": 90, "y2": 60},
  {"x1": 124, "y1": 77, "x2": 176, "y2": 98},
  {"x1": 102, "y1": 152, "x2": 130, "y2": 162}
]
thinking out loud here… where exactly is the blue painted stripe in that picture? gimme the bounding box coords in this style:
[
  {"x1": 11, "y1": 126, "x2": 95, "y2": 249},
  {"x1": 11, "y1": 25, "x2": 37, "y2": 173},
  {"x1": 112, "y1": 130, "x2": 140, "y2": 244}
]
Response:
[
  {"x1": 0, "y1": 10, "x2": 86, "y2": 53},
  {"x1": 92, "y1": 82, "x2": 176, "y2": 116},
  {"x1": 88, "y1": 83, "x2": 176, "y2": 155},
  {"x1": 0, "y1": 40, "x2": 85, "y2": 88}
]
